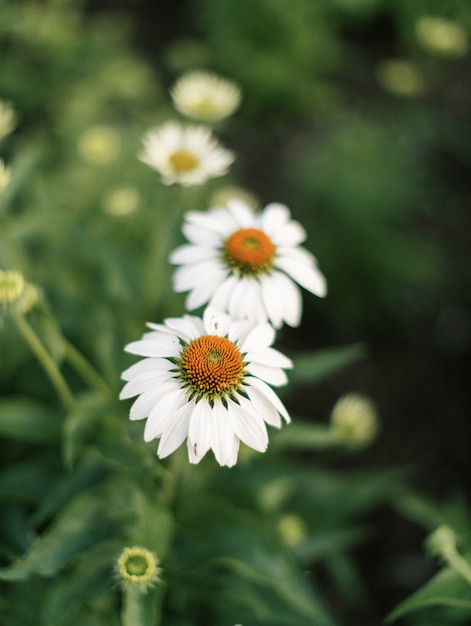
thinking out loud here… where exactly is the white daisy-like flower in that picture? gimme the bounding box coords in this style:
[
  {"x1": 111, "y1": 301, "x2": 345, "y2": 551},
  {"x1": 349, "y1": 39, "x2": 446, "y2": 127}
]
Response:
[
  {"x1": 138, "y1": 121, "x2": 235, "y2": 187},
  {"x1": 170, "y1": 200, "x2": 327, "y2": 329},
  {"x1": 120, "y1": 307, "x2": 292, "y2": 467},
  {"x1": 170, "y1": 70, "x2": 242, "y2": 123}
]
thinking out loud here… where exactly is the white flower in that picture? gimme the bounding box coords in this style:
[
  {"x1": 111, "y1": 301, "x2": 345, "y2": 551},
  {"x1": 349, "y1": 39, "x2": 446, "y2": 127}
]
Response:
[
  {"x1": 170, "y1": 201, "x2": 327, "y2": 329},
  {"x1": 120, "y1": 307, "x2": 292, "y2": 467},
  {"x1": 170, "y1": 70, "x2": 242, "y2": 123},
  {"x1": 139, "y1": 121, "x2": 235, "y2": 187}
]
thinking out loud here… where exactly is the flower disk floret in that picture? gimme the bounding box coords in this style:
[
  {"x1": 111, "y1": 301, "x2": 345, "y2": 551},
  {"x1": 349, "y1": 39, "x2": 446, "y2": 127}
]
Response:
[
  {"x1": 120, "y1": 307, "x2": 292, "y2": 467},
  {"x1": 170, "y1": 200, "x2": 327, "y2": 328},
  {"x1": 138, "y1": 120, "x2": 235, "y2": 187}
]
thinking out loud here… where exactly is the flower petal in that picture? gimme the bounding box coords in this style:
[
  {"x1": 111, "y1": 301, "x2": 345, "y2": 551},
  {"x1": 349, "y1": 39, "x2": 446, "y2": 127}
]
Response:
[
  {"x1": 245, "y1": 361, "x2": 288, "y2": 387},
  {"x1": 145, "y1": 388, "x2": 188, "y2": 441},
  {"x1": 228, "y1": 396, "x2": 268, "y2": 452},
  {"x1": 275, "y1": 256, "x2": 327, "y2": 297},
  {"x1": 157, "y1": 402, "x2": 193, "y2": 459},
  {"x1": 241, "y1": 323, "x2": 275, "y2": 352}
]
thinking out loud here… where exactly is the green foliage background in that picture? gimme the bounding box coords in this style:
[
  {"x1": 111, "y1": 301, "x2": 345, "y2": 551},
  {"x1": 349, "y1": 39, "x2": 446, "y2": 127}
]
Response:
[{"x1": 1, "y1": 0, "x2": 470, "y2": 624}]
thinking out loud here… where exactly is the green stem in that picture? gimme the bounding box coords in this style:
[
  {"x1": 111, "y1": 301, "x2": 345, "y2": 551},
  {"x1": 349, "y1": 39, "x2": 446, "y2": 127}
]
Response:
[
  {"x1": 62, "y1": 337, "x2": 112, "y2": 396},
  {"x1": 13, "y1": 313, "x2": 75, "y2": 409},
  {"x1": 121, "y1": 586, "x2": 164, "y2": 626},
  {"x1": 445, "y1": 548, "x2": 471, "y2": 587}
]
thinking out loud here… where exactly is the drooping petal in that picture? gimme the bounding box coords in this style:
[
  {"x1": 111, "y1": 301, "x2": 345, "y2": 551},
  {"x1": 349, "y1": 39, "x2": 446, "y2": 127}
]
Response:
[
  {"x1": 228, "y1": 396, "x2": 268, "y2": 452},
  {"x1": 188, "y1": 400, "x2": 213, "y2": 463},
  {"x1": 144, "y1": 388, "x2": 188, "y2": 442},
  {"x1": 275, "y1": 255, "x2": 327, "y2": 297},
  {"x1": 157, "y1": 402, "x2": 193, "y2": 459},
  {"x1": 245, "y1": 376, "x2": 291, "y2": 423}
]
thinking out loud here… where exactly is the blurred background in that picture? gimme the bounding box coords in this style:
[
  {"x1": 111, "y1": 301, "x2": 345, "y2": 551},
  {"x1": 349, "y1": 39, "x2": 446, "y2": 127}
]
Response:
[{"x1": 1, "y1": 0, "x2": 470, "y2": 623}]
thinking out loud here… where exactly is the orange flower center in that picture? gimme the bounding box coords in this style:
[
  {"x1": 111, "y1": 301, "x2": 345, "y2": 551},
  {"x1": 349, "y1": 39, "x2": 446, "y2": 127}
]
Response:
[
  {"x1": 224, "y1": 228, "x2": 275, "y2": 274},
  {"x1": 169, "y1": 150, "x2": 199, "y2": 172},
  {"x1": 179, "y1": 335, "x2": 244, "y2": 398}
]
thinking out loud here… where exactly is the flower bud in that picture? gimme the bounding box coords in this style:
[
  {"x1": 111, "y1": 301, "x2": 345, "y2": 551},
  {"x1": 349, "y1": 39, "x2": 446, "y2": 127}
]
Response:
[
  {"x1": 116, "y1": 546, "x2": 161, "y2": 593},
  {"x1": 330, "y1": 392, "x2": 379, "y2": 448}
]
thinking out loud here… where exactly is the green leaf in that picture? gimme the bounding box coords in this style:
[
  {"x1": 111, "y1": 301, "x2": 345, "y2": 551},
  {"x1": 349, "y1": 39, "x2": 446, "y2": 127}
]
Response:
[
  {"x1": 0, "y1": 396, "x2": 61, "y2": 443},
  {"x1": 386, "y1": 566, "x2": 471, "y2": 622},
  {"x1": 0, "y1": 459, "x2": 58, "y2": 504},
  {"x1": 289, "y1": 343, "x2": 365, "y2": 386},
  {"x1": 41, "y1": 539, "x2": 122, "y2": 625},
  {"x1": 62, "y1": 394, "x2": 109, "y2": 469},
  {"x1": 0, "y1": 477, "x2": 134, "y2": 582}
]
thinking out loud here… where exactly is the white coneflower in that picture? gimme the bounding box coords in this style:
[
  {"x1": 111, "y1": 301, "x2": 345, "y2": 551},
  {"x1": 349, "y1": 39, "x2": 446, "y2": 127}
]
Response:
[
  {"x1": 121, "y1": 307, "x2": 292, "y2": 467},
  {"x1": 170, "y1": 200, "x2": 326, "y2": 329},
  {"x1": 170, "y1": 70, "x2": 242, "y2": 123},
  {"x1": 139, "y1": 121, "x2": 235, "y2": 186},
  {"x1": 416, "y1": 16, "x2": 468, "y2": 58},
  {"x1": 0, "y1": 100, "x2": 17, "y2": 141}
]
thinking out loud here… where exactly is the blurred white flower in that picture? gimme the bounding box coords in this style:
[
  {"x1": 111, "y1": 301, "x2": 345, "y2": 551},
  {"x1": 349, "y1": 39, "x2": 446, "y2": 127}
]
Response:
[
  {"x1": 139, "y1": 121, "x2": 235, "y2": 186},
  {"x1": 121, "y1": 307, "x2": 292, "y2": 467},
  {"x1": 211, "y1": 185, "x2": 260, "y2": 212},
  {"x1": 376, "y1": 60, "x2": 425, "y2": 97},
  {"x1": 330, "y1": 392, "x2": 379, "y2": 448},
  {"x1": 0, "y1": 159, "x2": 11, "y2": 193},
  {"x1": 0, "y1": 100, "x2": 17, "y2": 141},
  {"x1": 78, "y1": 125, "x2": 121, "y2": 165},
  {"x1": 416, "y1": 16, "x2": 468, "y2": 58},
  {"x1": 103, "y1": 186, "x2": 139, "y2": 216},
  {"x1": 170, "y1": 201, "x2": 326, "y2": 328},
  {"x1": 170, "y1": 70, "x2": 242, "y2": 123},
  {"x1": 0, "y1": 270, "x2": 39, "y2": 315}
]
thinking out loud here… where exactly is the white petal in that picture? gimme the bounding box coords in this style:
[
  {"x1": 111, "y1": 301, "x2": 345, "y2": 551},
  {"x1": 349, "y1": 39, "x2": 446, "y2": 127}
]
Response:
[
  {"x1": 157, "y1": 402, "x2": 193, "y2": 459},
  {"x1": 209, "y1": 275, "x2": 239, "y2": 312},
  {"x1": 203, "y1": 306, "x2": 232, "y2": 336},
  {"x1": 227, "y1": 199, "x2": 257, "y2": 228},
  {"x1": 187, "y1": 400, "x2": 213, "y2": 463},
  {"x1": 182, "y1": 222, "x2": 222, "y2": 247},
  {"x1": 186, "y1": 273, "x2": 226, "y2": 310},
  {"x1": 228, "y1": 397, "x2": 268, "y2": 452},
  {"x1": 162, "y1": 316, "x2": 202, "y2": 342},
  {"x1": 173, "y1": 261, "x2": 226, "y2": 293},
  {"x1": 144, "y1": 388, "x2": 187, "y2": 441},
  {"x1": 210, "y1": 402, "x2": 239, "y2": 467},
  {"x1": 246, "y1": 385, "x2": 282, "y2": 428},
  {"x1": 275, "y1": 256, "x2": 327, "y2": 297},
  {"x1": 129, "y1": 382, "x2": 180, "y2": 420},
  {"x1": 227, "y1": 276, "x2": 255, "y2": 321},
  {"x1": 273, "y1": 221, "x2": 306, "y2": 246},
  {"x1": 169, "y1": 244, "x2": 219, "y2": 265},
  {"x1": 125, "y1": 335, "x2": 181, "y2": 358},
  {"x1": 121, "y1": 357, "x2": 173, "y2": 382},
  {"x1": 185, "y1": 209, "x2": 237, "y2": 237},
  {"x1": 120, "y1": 370, "x2": 173, "y2": 400},
  {"x1": 245, "y1": 362, "x2": 288, "y2": 387},
  {"x1": 245, "y1": 347, "x2": 293, "y2": 369},
  {"x1": 260, "y1": 203, "x2": 290, "y2": 235},
  {"x1": 260, "y1": 273, "x2": 284, "y2": 329},
  {"x1": 241, "y1": 323, "x2": 275, "y2": 352},
  {"x1": 245, "y1": 376, "x2": 291, "y2": 423}
]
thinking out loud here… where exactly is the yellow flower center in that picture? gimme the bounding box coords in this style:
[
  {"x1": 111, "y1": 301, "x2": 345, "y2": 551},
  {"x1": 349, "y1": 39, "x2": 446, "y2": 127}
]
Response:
[
  {"x1": 169, "y1": 150, "x2": 199, "y2": 172},
  {"x1": 224, "y1": 228, "x2": 275, "y2": 274},
  {"x1": 180, "y1": 335, "x2": 244, "y2": 398}
]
